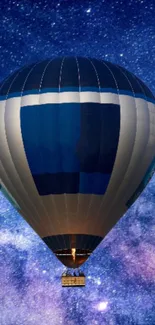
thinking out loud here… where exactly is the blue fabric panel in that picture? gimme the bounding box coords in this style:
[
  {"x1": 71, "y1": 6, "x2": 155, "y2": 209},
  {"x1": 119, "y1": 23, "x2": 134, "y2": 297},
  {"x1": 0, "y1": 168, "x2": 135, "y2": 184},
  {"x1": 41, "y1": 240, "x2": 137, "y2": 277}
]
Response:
[
  {"x1": 32, "y1": 172, "x2": 109, "y2": 195},
  {"x1": 77, "y1": 57, "x2": 99, "y2": 88},
  {"x1": 77, "y1": 103, "x2": 120, "y2": 173},
  {"x1": 20, "y1": 102, "x2": 120, "y2": 195},
  {"x1": 77, "y1": 103, "x2": 101, "y2": 172},
  {"x1": 21, "y1": 104, "x2": 48, "y2": 174},
  {"x1": 105, "y1": 61, "x2": 133, "y2": 92},
  {"x1": 91, "y1": 58, "x2": 117, "y2": 90},
  {"x1": 0, "y1": 57, "x2": 154, "y2": 101},
  {"x1": 58, "y1": 103, "x2": 81, "y2": 172},
  {"x1": 136, "y1": 76, "x2": 155, "y2": 100},
  {"x1": 23, "y1": 60, "x2": 51, "y2": 92},
  {"x1": 60, "y1": 57, "x2": 79, "y2": 88},
  {"x1": 98, "y1": 103, "x2": 120, "y2": 173},
  {"x1": 116, "y1": 64, "x2": 143, "y2": 95},
  {"x1": 118, "y1": 64, "x2": 155, "y2": 100},
  {"x1": 79, "y1": 172, "x2": 110, "y2": 195},
  {"x1": 40, "y1": 57, "x2": 63, "y2": 89},
  {"x1": 20, "y1": 103, "x2": 81, "y2": 174},
  {"x1": 0, "y1": 68, "x2": 29, "y2": 96},
  {"x1": 33, "y1": 172, "x2": 80, "y2": 195}
]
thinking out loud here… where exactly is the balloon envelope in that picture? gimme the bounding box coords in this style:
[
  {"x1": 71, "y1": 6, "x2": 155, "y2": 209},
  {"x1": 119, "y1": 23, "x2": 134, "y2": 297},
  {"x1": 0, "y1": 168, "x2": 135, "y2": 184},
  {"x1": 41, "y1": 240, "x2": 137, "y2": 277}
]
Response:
[{"x1": 0, "y1": 57, "x2": 155, "y2": 268}]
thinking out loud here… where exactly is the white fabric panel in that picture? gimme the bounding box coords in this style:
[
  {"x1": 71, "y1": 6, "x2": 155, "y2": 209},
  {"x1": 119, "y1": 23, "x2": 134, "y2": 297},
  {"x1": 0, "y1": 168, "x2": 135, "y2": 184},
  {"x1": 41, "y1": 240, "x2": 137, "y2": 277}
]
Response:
[
  {"x1": 68, "y1": 194, "x2": 103, "y2": 234},
  {"x1": 4, "y1": 97, "x2": 61, "y2": 237},
  {"x1": 0, "y1": 99, "x2": 28, "y2": 217},
  {"x1": 47, "y1": 194, "x2": 69, "y2": 234},
  {"x1": 96, "y1": 203, "x2": 128, "y2": 238},
  {"x1": 100, "y1": 92, "x2": 119, "y2": 105},
  {"x1": 60, "y1": 92, "x2": 82, "y2": 104},
  {"x1": 26, "y1": 91, "x2": 120, "y2": 105},
  {"x1": 10, "y1": 191, "x2": 102, "y2": 237},
  {"x1": 21, "y1": 94, "x2": 40, "y2": 107},
  {"x1": 131, "y1": 101, "x2": 155, "y2": 184},
  {"x1": 0, "y1": 100, "x2": 43, "y2": 234},
  {"x1": 0, "y1": 92, "x2": 123, "y2": 107},
  {"x1": 80, "y1": 91, "x2": 101, "y2": 103},
  {"x1": 38, "y1": 194, "x2": 62, "y2": 229},
  {"x1": 74, "y1": 194, "x2": 92, "y2": 233},
  {"x1": 65, "y1": 194, "x2": 78, "y2": 230},
  {"x1": 80, "y1": 195, "x2": 104, "y2": 234},
  {"x1": 149, "y1": 102, "x2": 155, "y2": 138},
  {"x1": 114, "y1": 97, "x2": 150, "y2": 204},
  {"x1": 1, "y1": 92, "x2": 152, "y2": 107}
]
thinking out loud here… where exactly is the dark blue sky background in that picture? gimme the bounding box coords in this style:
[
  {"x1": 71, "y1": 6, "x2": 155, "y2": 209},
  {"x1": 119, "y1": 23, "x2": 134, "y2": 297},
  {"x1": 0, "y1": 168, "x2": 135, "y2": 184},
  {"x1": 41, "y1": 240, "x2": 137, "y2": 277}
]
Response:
[{"x1": 0, "y1": 0, "x2": 155, "y2": 324}]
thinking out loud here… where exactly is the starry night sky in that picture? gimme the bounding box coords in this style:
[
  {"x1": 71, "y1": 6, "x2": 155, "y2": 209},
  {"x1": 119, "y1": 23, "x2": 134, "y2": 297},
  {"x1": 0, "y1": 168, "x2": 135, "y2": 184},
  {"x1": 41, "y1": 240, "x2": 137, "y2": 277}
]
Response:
[{"x1": 0, "y1": 0, "x2": 155, "y2": 324}]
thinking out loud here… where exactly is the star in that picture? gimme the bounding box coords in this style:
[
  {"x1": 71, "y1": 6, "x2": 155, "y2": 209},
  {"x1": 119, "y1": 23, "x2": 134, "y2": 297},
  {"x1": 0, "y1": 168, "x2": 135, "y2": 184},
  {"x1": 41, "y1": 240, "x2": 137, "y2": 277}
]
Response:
[
  {"x1": 97, "y1": 301, "x2": 108, "y2": 311},
  {"x1": 86, "y1": 8, "x2": 92, "y2": 13}
]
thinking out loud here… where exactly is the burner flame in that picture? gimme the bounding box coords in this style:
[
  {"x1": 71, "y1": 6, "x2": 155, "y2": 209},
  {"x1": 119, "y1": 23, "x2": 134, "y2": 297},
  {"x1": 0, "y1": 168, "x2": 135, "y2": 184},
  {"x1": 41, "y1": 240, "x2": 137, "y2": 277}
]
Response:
[{"x1": 71, "y1": 248, "x2": 76, "y2": 261}]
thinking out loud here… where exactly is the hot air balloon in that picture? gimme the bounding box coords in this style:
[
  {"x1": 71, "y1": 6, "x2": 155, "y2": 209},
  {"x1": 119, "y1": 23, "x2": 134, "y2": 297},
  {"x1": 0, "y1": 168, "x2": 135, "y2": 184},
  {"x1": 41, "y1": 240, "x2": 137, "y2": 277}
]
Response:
[{"x1": 0, "y1": 57, "x2": 155, "y2": 284}]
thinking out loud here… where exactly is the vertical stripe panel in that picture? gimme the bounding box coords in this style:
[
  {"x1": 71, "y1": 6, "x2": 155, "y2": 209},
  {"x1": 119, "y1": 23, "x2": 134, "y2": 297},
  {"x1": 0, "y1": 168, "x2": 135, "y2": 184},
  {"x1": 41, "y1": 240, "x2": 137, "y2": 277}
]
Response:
[
  {"x1": 4, "y1": 97, "x2": 61, "y2": 237},
  {"x1": 0, "y1": 100, "x2": 46, "y2": 235},
  {"x1": 96, "y1": 98, "x2": 152, "y2": 236},
  {"x1": 90, "y1": 95, "x2": 137, "y2": 231},
  {"x1": 105, "y1": 98, "x2": 149, "y2": 209}
]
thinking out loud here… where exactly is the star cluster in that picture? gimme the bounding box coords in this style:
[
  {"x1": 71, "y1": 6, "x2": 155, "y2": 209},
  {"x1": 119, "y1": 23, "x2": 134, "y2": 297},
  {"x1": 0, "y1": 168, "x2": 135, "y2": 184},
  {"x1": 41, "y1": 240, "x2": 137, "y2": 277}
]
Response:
[{"x1": 0, "y1": 0, "x2": 155, "y2": 324}]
